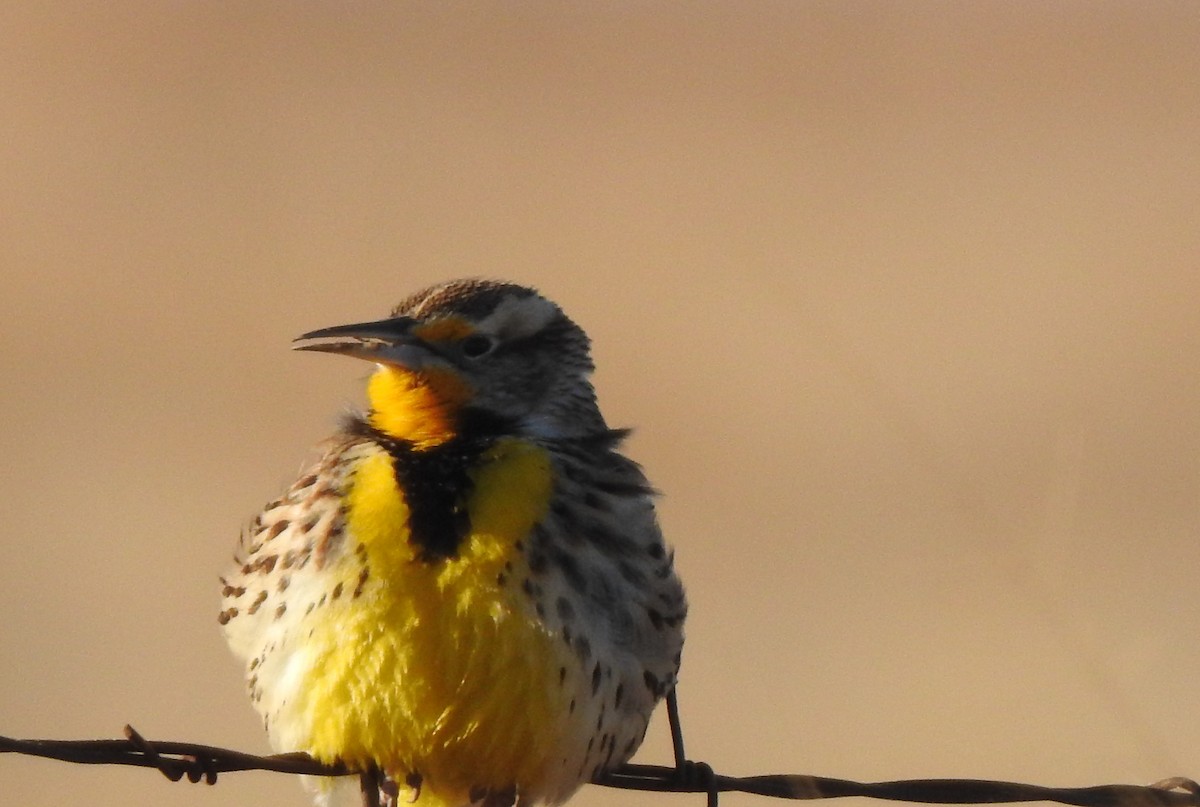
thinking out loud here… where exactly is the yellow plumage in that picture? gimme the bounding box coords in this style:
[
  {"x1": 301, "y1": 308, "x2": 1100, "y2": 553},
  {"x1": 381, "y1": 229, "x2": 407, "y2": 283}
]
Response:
[
  {"x1": 365, "y1": 365, "x2": 470, "y2": 450},
  {"x1": 291, "y1": 439, "x2": 566, "y2": 805}
]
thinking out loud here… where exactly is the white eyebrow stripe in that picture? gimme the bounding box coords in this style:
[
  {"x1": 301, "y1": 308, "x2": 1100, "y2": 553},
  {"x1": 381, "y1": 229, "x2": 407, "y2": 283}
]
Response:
[{"x1": 479, "y1": 294, "x2": 560, "y2": 340}]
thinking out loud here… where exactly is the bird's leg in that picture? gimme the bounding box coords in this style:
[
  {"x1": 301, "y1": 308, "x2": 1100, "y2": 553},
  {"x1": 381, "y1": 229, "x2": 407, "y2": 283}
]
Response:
[
  {"x1": 359, "y1": 766, "x2": 400, "y2": 807},
  {"x1": 481, "y1": 786, "x2": 516, "y2": 807},
  {"x1": 666, "y1": 687, "x2": 718, "y2": 807},
  {"x1": 360, "y1": 766, "x2": 383, "y2": 807},
  {"x1": 667, "y1": 687, "x2": 687, "y2": 772},
  {"x1": 379, "y1": 772, "x2": 400, "y2": 807}
]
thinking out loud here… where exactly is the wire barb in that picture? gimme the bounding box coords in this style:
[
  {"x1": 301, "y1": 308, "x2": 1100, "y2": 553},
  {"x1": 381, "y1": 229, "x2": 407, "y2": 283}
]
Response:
[{"x1": 123, "y1": 725, "x2": 218, "y2": 785}]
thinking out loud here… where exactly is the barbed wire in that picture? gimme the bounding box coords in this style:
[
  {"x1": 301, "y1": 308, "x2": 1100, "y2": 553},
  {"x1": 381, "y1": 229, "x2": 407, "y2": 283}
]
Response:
[{"x1": 2, "y1": 723, "x2": 1196, "y2": 807}]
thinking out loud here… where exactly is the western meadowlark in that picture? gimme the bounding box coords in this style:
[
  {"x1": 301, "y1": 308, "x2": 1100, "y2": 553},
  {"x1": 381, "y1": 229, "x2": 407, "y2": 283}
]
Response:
[{"x1": 220, "y1": 279, "x2": 686, "y2": 807}]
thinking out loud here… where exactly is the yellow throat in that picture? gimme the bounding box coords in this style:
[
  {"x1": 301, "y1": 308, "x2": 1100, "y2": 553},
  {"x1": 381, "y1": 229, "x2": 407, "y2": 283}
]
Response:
[{"x1": 365, "y1": 364, "x2": 472, "y2": 449}]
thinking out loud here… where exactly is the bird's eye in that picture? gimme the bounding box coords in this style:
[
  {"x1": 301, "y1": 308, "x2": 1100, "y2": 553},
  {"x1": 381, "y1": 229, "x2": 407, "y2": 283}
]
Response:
[{"x1": 460, "y1": 333, "x2": 496, "y2": 359}]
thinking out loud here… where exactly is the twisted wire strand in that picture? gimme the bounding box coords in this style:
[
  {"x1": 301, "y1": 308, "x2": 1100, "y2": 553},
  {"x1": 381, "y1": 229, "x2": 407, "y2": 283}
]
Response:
[{"x1": 2, "y1": 726, "x2": 1197, "y2": 807}]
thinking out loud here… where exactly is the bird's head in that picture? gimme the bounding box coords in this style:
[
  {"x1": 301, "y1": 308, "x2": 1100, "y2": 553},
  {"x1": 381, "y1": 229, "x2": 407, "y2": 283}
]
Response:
[{"x1": 294, "y1": 279, "x2": 603, "y2": 449}]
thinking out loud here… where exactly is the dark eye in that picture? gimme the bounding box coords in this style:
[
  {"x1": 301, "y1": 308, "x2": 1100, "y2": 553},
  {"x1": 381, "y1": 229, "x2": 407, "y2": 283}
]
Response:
[{"x1": 460, "y1": 333, "x2": 495, "y2": 358}]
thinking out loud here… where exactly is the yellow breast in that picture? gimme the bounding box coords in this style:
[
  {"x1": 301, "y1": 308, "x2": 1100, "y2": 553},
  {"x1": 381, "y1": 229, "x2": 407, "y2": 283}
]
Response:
[{"x1": 286, "y1": 436, "x2": 574, "y2": 804}]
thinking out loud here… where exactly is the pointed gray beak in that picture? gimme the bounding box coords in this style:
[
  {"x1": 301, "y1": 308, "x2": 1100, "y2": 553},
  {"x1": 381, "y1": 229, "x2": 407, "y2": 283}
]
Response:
[{"x1": 292, "y1": 316, "x2": 436, "y2": 368}]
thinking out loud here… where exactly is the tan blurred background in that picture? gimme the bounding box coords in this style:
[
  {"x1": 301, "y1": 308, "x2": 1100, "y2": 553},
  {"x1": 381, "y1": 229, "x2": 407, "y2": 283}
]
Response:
[{"x1": 2, "y1": 3, "x2": 1198, "y2": 806}]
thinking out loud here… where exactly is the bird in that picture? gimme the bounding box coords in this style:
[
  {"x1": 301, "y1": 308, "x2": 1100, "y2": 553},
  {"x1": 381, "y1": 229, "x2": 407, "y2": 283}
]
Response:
[{"x1": 219, "y1": 278, "x2": 686, "y2": 807}]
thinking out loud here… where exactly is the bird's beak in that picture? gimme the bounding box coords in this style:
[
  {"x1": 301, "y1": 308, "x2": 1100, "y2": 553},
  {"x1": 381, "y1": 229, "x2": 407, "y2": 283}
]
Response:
[{"x1": 293, "y1": 316, "x2": 437, "y2": 369}]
